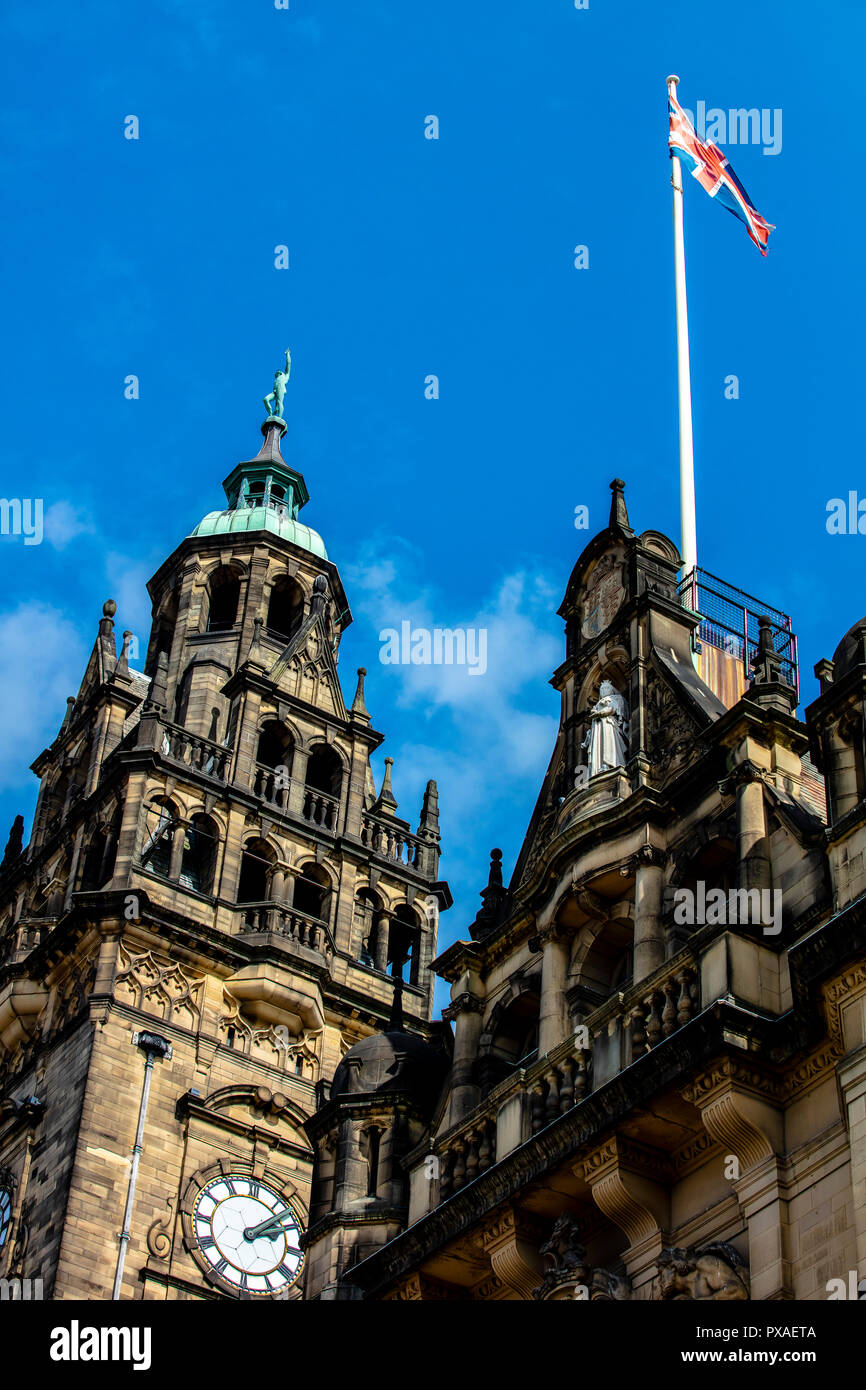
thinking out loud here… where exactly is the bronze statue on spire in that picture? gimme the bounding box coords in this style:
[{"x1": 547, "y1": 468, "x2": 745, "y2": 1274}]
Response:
[{"x1": 263, "y1": 348, "x2": 292, "y2": 420}]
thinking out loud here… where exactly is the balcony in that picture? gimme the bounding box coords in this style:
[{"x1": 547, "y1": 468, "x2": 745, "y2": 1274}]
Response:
[
  {"x1": 678, "y1": 566, "x2": 799, "y2": 706},
  {"x1": 303, "y1": 788, "x2": 339, "y2": 830},
  {"x1": 252, "y1": 762, "x2": 289, "y2": 810},
  {"x1": 428, "y1": 950, "x2": 700, "y2": 1204},
  {"x1": 162, "y1": 722, "x2": 229, "y2": 781},
  {"x1": 250, "y1": 763, "x2": 339, "y2": 831},
  {"x1": 234, "y1": 901, "x2": 333, "y2": 958},
  {"x1": 361, "y1": 813, "x2": 420, "y2": 867}
]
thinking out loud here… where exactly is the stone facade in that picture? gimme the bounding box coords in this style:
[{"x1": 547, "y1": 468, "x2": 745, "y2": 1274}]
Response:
[
  {"x1": 304, "y1": 480, "x2": 866, "y2": 1303},
  {"x1": 0, "y1": 408, "x2": 448, "y2": 1300}
]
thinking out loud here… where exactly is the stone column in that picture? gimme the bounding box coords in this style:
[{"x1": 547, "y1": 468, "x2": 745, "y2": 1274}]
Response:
[
  {"x1": 270, "y1": 867, "x2": 285, "y2": 903},
  {"x1": 734, "y1": 762, "x2": 772, "y2": 902},
  {"x1": 374, "y1": 912, "x2": 391, "y2": 974},
  {"x1": 169, "y1": 824, "x2": 186, "y2": 881},
  {"x1": 829, "y1": 721, "x2": 861, "y2": 821},
  {"x1": 838, "y1": 1044, "x2": 866, "y2": 1279},
  {"x1": 538, "y1": 926, "x2": 570, "y2": 1056},
  {"x1": 633, "y1": 847, "x2": 665, "y2": 982},
  {"x1": 443, "y1": 991, "x2": 484, "y2": 1124},
  {"x1": 288, "y1": 747, "x2": 309, "y2": 817}
]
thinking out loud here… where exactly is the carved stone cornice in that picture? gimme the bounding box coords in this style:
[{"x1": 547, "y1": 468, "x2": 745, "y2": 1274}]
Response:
[
  {"x1": 680, "y1": 1057, "x2": 785, "y2": 1108},
  {"x1": 718, "y1": 759, "x2": 767, "y2": 797},
  {"x1": 578, "y1": 1134, "x2": 669, "y2": 1185},
  {"x1": 383, "y1": 1273, "x2": 464, "y2": 1301},
  {"x1": 442, "y1": 992, "x2": 484, "y2": 1023},
  {"x1": 620, "y1": 845, "x2": 667, "y2": 876}
]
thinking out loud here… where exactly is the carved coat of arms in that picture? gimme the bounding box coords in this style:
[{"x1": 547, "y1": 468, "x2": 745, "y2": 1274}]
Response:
[{"x1": 581, "y1": 554, "x2": 624, "y2": 639}]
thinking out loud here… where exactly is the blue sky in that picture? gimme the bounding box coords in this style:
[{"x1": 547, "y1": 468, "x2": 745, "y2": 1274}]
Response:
[{"x1": 2, "y1": 1, "x2": 864, "y2": 1014}]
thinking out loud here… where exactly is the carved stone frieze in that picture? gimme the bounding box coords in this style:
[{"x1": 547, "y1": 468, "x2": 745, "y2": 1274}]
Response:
[{"x1": 657, "y1": 1243, "x2": 750, "y2": 1301}]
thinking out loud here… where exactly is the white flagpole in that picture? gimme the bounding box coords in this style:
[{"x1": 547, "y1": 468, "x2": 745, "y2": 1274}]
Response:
[{"x1": 667, "y1": 74, "x2": 698, "y2": 582}]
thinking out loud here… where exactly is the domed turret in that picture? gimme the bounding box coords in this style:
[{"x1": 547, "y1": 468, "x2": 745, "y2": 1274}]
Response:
[
  {"x1": 831, "y1": 618, "x2": 866, "y2": 683},
  {"x1": 330, "y1": 1029, "x2": 448, "y2": 1109},
  {"x1": 190, "y1": 413, "x2": 328, "y2": 559}
]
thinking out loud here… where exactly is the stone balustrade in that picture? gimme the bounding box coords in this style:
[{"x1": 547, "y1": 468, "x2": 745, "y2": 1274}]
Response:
[
  {"x1": 303, "y1": 788, "x2": 339, "y2": 830},
  {"x1": 234, "y1": 901, "x2": 332, "y2": 955},
  {"x1": 527, "y1": 1046, "x2": 591, "y2": 1136},
  {"x1": 360, "y1": 814, "x2": 420, "y2": 867},
  {"x1": 162, "y1": 722, "x2": 229, "y2": 781},
  {"x1": 417, "y1": 953, "x2": 701, "y2": 1218},
  {"x1": 437, "y1": 1117, "x2": 497, "y2": 1199},
  {"x1": 252, "y1": 762, "x2": 289, "y2": 810},
  {"x1": 0, "y1": 918, "x2": 49, "y2": 967}
]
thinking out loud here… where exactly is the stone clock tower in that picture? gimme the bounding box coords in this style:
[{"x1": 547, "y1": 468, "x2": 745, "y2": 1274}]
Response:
[{"x1": 0, "y1": 361, "x2": 449, "y2": 1300}]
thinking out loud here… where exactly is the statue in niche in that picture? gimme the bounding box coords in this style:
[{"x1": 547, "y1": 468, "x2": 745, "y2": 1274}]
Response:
[
  {"x1": 657, "y1": 1244, "x2": 750, "y2": 1301},
  {"x1": 581, "y1": 680, "x2": 629, "y2": 777}
]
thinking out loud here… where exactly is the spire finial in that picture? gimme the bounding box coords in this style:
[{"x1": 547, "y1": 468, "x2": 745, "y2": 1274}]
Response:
[
  {"x1": 374, "y1": 756, "x2": 399, "y2": 815},
  {"x1": 59, "y1": 696, "x2": 76, "y2": 735},
  {"x1": 419, "y1": 779, "x2": 440, "y2": 835},
  {"x1": 1, "y1": 814, "x2": 24, "y2": 869},
  {"x1": 469, "y1": 847, "x2": 509, "y2": 940},
  {"x1": 115, "y1": 630, "x2": 133, "y2": 679},
  {"x1": 351, "y1": 667, "x2": 370, "y2": 721},
  {"x1": 145, "y1": 650, "x2": 169, "y2": 710},
  {"x1": 387, "y1": 974, "x2": 405, "y2": 1032},
  {"x1": 608, "y1": 478, "x2": 632, "y2": 534}
]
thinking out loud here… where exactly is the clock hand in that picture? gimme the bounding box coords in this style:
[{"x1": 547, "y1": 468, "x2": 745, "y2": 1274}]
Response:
[{"x1": 242, "y1": 1209, "x2": 300, "y2": 1243}]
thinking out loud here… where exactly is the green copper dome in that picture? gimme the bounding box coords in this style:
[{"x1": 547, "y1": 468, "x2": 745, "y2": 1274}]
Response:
[
  {"x1": 189, "y1": 414, "x2": 327, "y2": 560},
  {"x1": 191, "y1": 505, "x2": 328, "y2": 558}
]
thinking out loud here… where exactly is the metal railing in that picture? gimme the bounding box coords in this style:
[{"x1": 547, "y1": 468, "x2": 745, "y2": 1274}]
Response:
[{"x1": 678, "y1": 566, "x2": 799, "y2": 699}]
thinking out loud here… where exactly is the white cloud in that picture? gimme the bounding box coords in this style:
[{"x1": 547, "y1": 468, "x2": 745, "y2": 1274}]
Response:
[
  {"x1": 0, "y1": 602, "x2": 87, "y2": 787},
  {"x1": 346, "y1": 539, "x2": 561, "y2": 762},
  {"x1": 43, "y1": 500, "x2": 95, "y2": 551},
  {"x1": 347, "y1": 538, "x2": 563, "y2": 950}
]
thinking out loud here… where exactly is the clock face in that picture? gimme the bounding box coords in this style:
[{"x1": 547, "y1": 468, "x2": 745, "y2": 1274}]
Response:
[
  {"x1": 192, "y1": 1175, "x2": 303, "y2": 1296},
  {"x1": 0, "y1": 1188, "x2": 11, "y2": 1250}
]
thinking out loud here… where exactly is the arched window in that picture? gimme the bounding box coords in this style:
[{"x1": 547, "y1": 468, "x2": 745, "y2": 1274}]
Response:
[
  {"x1": 267, "y1": 576, "x2": 304, "y2": 641},
  {"x1": 80, "y1": 828, "x2": 109, "y2": 891},
  {"x1": 80, "y1": 809, "x2": 121, "y2": 891},
  {"x1": 147, "y1": 589, "x2": 179, "y2": 675},
  {"x1": 141, "y1": 801, "x2": 178, "y2": 878},
  {"x1": 293, "y1": 864, "x2": 330, "y2": 922},
  {"x1": 306, "y1": 746, "x2": 342, "y2": 797},
  {"x1": 304, "y1": 746, "x2": 342, "y2": 828},
  {"x1": 479, "y1": 990, "x2": 540, "y2": 1096},
  {"x1": 206, "y1": 566, "x2": 241, "y2": 633},
  {"x1": 256, "y1": 721, "x2": 293, "y2": 771},
  {"x1": 354, "y1": 888, "x2": 382, "y2": 966},
  {"x1": 180, "y1": 814, "x2": 219, "y2": 895},
  {"x1": 254, "y1": 723, "x2": 294, "y2": 808},
  {"x1": 42, "y1": 768, "x2": 70, "y2": 835},
  {"x1": 237, "y1": 838, "x2": 275, "y2": 903},
  {"x1": 361, "y1": 1126, "x2": 383, "y2": 1197},
  {"x1": 388, "y1": 903, "x2": 422, "y2": 982}
]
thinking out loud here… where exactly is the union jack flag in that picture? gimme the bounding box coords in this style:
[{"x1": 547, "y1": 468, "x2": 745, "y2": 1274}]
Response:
[{"x1": 668, "y1": 90, "x2": 774, "y2": 255}]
